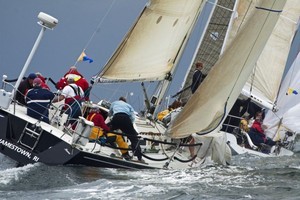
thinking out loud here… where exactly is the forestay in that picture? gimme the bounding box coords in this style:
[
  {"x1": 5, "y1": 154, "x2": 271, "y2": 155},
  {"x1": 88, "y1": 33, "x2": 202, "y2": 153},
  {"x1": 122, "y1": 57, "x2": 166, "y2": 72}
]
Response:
[
  {"x1": 167, "y1": 0, "x2": 287, "y2": 138},
  {"x1": 94, "y1": 0, "x2": 206, "y2": 83}
]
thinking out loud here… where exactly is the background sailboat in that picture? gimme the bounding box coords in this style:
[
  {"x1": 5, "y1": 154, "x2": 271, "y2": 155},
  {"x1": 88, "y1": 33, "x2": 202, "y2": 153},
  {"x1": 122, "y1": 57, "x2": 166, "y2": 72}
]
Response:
[
  {"x1": 240, "y1": 0, "x2": 300, "y2": 111},
  {"x1": 223, "y1": 0, "x2": 300, "y2": 155},
  {"x1": 167, "y1": 0, "x2": 288, "y2": 138}
]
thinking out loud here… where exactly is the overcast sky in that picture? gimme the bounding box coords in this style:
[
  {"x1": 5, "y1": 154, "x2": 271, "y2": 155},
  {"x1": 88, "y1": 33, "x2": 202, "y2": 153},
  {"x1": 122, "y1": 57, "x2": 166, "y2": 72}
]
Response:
[{"x1": 0, "y1": 0, "x2": 211, "y2": 111}]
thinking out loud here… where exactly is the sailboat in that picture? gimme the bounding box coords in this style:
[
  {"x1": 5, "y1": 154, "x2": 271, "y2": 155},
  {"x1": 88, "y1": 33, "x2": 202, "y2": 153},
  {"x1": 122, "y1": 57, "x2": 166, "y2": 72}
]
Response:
[
  {"x1": 223, "y1": 0, "x2": 300, "y2": 157},
  {"x1": 0, "y1": 0, "x2": 287, "y2": 169}
]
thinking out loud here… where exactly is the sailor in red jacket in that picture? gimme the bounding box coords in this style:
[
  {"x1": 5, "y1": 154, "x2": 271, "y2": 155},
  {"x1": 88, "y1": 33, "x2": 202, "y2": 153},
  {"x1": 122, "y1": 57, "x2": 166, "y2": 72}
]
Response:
[
  {"x1": 249, "y1": 111, "x2": 276, "y2": 147},
  {"x1": 56, "y1": 66, "x2": 89, "y2": 96}
]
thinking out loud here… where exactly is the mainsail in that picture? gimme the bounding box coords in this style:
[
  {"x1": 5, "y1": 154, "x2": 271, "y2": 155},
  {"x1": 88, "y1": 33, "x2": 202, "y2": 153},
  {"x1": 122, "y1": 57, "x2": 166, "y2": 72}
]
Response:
[
  {"x1": 94, "y1": 0, "x2": 206, "y2": 83},
  {"x1": 167, "y1": 0, "x2": 287, "y2": 138},
  {"x1": 178, "y1": 0, "x2": 237, "y2": 103}
]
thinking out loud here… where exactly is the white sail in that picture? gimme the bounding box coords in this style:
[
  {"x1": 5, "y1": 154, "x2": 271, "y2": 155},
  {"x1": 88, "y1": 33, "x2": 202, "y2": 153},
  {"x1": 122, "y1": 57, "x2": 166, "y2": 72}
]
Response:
[
  {"x1": 280, "y1": 103, "x2": 300, "y2": 133},
  {"x1": 95, "y1": 0, "x2": 206, "y2": 83},
  {"x1": 264, "y1": 52, "x2": 300, "y2": 138},
  {"x1": 222, "y1": 0, "x2": 258, "y2": 51},
  {"x1": 241, "y1": 0, "x2": 300, "y2": 110},
  {"x1": 167, "y1": 0, "x2": 287, "y2": 138}
]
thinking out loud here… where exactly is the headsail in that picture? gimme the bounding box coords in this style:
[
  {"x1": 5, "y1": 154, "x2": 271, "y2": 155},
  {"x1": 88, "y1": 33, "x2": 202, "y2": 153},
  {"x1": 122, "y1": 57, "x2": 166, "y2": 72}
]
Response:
[
  {"x1": 94, "y1": 0, "x2": 206, "y2": 83},
  {"x1": 222, "y1": 0, "x2": 257, "y2": 51},
  {"x1": 167, "y1": 0, "x2": 287, "y2": 138}
]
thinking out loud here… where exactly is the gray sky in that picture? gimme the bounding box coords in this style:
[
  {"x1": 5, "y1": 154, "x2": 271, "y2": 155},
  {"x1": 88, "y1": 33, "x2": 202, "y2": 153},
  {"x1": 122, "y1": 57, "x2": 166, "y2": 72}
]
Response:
[
  {"x1": 2, "y1": 1, "x2": 297, "y2": 111},
  {"x1": 0, "y1": 0, "x2": 209, "y2": 111}
]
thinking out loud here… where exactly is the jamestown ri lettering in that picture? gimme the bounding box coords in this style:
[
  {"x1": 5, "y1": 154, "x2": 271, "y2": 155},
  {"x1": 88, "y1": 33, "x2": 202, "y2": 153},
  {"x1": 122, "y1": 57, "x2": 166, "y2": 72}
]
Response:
[{"x1": 0, "y1": 139, "x2": 31, "y2": 159}]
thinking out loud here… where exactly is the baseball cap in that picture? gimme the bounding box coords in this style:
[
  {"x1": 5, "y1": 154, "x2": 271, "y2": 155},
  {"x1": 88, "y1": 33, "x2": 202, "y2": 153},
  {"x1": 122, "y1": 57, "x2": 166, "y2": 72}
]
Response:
[{"x1": 28, "y1": 73, "x2": 37, "y2": 80}]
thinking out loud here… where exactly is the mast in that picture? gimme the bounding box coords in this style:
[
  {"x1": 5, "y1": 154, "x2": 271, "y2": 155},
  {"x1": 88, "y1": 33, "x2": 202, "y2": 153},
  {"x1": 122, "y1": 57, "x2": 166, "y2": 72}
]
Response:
[{"x1": 5, "y1": 12, "x2": 58, "y2": 110}]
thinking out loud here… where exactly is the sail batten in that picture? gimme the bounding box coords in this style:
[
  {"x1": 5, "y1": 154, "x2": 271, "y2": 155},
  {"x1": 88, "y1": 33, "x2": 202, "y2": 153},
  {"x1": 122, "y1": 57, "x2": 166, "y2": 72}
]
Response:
[{"x1": 167, "y1": 0, "x2": 288, "y2": 138}]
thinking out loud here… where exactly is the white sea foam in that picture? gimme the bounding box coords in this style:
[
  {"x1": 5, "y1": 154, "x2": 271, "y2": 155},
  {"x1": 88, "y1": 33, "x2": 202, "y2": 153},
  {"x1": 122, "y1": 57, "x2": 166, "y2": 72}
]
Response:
[{"x1": 0, "y1": 163, "x2": 38, "y2": 185}]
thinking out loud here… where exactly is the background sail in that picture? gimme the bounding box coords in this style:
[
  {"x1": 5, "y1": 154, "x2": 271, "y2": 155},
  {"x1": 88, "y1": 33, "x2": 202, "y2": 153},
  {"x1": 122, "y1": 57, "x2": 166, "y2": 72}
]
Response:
[
  {"x1": 95, "y1": 0, "x2": 205, "y2": 83},
  {"x1": 241, "y1": 0, "x2": 300, "y2": 110},
  {"x1": 264, "y1": 52, "x2": 300, "y2": 138},
  {"x1": 167, "y1": 0, "x2": 287, "y2": 138},
  {"x1": 178, "y1": 0, "x2": 237, "y2": 103}
]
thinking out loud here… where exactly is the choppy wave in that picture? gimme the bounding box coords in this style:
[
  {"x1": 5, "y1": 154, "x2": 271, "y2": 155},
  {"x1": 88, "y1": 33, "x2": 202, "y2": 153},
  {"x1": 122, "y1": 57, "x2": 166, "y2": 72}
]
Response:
[{"x1": 0, "y1": 153, "x2": 300, "y2": 199}]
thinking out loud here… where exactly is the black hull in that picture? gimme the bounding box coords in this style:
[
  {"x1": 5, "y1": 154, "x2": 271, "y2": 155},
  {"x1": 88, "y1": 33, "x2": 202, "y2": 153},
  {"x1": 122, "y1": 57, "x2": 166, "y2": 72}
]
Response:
[{"x1": 0, "y1": 109, "x2": 155, "y2": 169}]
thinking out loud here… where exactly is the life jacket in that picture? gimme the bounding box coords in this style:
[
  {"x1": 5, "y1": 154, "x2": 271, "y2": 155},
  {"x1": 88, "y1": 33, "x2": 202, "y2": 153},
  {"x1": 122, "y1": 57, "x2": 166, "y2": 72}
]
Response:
[
  {"x1": 64, "y1": 84, "x2": 82, "y2": 106},
  {"x1": 157, "y1": 109, "x2": 170, "y2": 121},
  {"x1": 87, "y1": 113, "x2": 104, "y2": 140},
  {"x1": 64, "y1": 85, "x2": 83, "y2": 118}
]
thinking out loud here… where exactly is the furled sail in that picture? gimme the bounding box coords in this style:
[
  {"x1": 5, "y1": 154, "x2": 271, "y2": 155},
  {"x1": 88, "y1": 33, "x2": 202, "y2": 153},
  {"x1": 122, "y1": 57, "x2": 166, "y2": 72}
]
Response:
[
  {"x1": 240, "y1": 0, "x2": 300, "y2": 110},
  {"x1": 94, "y1": 0, "x2": 206, "y2": 83},
  {"x1": 167, "y1": 0, "x2": 287, "y2": 138},
  {"x1": 178, "y1": 0, "x2": 237, "y2": 103}
]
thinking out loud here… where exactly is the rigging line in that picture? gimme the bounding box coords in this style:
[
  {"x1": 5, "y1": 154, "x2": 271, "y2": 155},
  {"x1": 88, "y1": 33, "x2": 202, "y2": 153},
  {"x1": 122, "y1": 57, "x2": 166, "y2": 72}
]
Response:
[
  {"x1": 180, "y1": 3, "x2": 222, "y2": 89},
  {"x1": 229, "y1": 0, "x2": 278, "y2": 100},
  {"x1": 196, "y1": 101, "x2": 227, "y2": 135},
  {"x1": 236, "y1": 0, "x2": 254, "y2": 38},
  {"x1": 74, "y1": 0, "x2": 117, "y2": 66},
  {"x1": 179, "y1": 0, "x2": 214, "y2": 91},
  {"x1": 249, "y1": 2, "x2": 286, "y2": 96},
  {"x1": 206, "y1": 0, "x2": 235, "y2": 12},
  {"x1": 235, "y1": 0, "x2": 255, "y2": 94},
  {"x1": 204, "y1": 17, "x2": 232, "y2": 64},
  {"x1": 179, "y1": 1, "x2": 234, "y2": 101},
  {"x1": 202, "y1": 1, "x2": 236, "y2": 65},
  {"x1": 280, "y1": 14, "x2": 298, "y2": 25},
  {"x1": 178, "y1": 3, "x2": 209, "y2": 96},
  {"x1": 83, "y1": 0, "x2": 117, "y2": 50},
  {"x1": 157, "y1": 1, "x2": 197, "y2": 104}
]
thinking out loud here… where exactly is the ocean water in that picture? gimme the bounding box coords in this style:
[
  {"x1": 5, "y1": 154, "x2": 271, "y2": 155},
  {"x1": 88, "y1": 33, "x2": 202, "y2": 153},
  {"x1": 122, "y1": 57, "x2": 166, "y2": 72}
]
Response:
[{"x1": 0, "y1": 149, "x2": 300, "y2": 200}]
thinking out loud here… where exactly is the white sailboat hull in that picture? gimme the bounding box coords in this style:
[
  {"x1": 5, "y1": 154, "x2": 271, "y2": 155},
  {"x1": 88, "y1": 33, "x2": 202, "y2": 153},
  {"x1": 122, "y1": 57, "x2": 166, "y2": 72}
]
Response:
[{"x1": 225, "y1": 132, "x2": 294, "y2": 157}]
